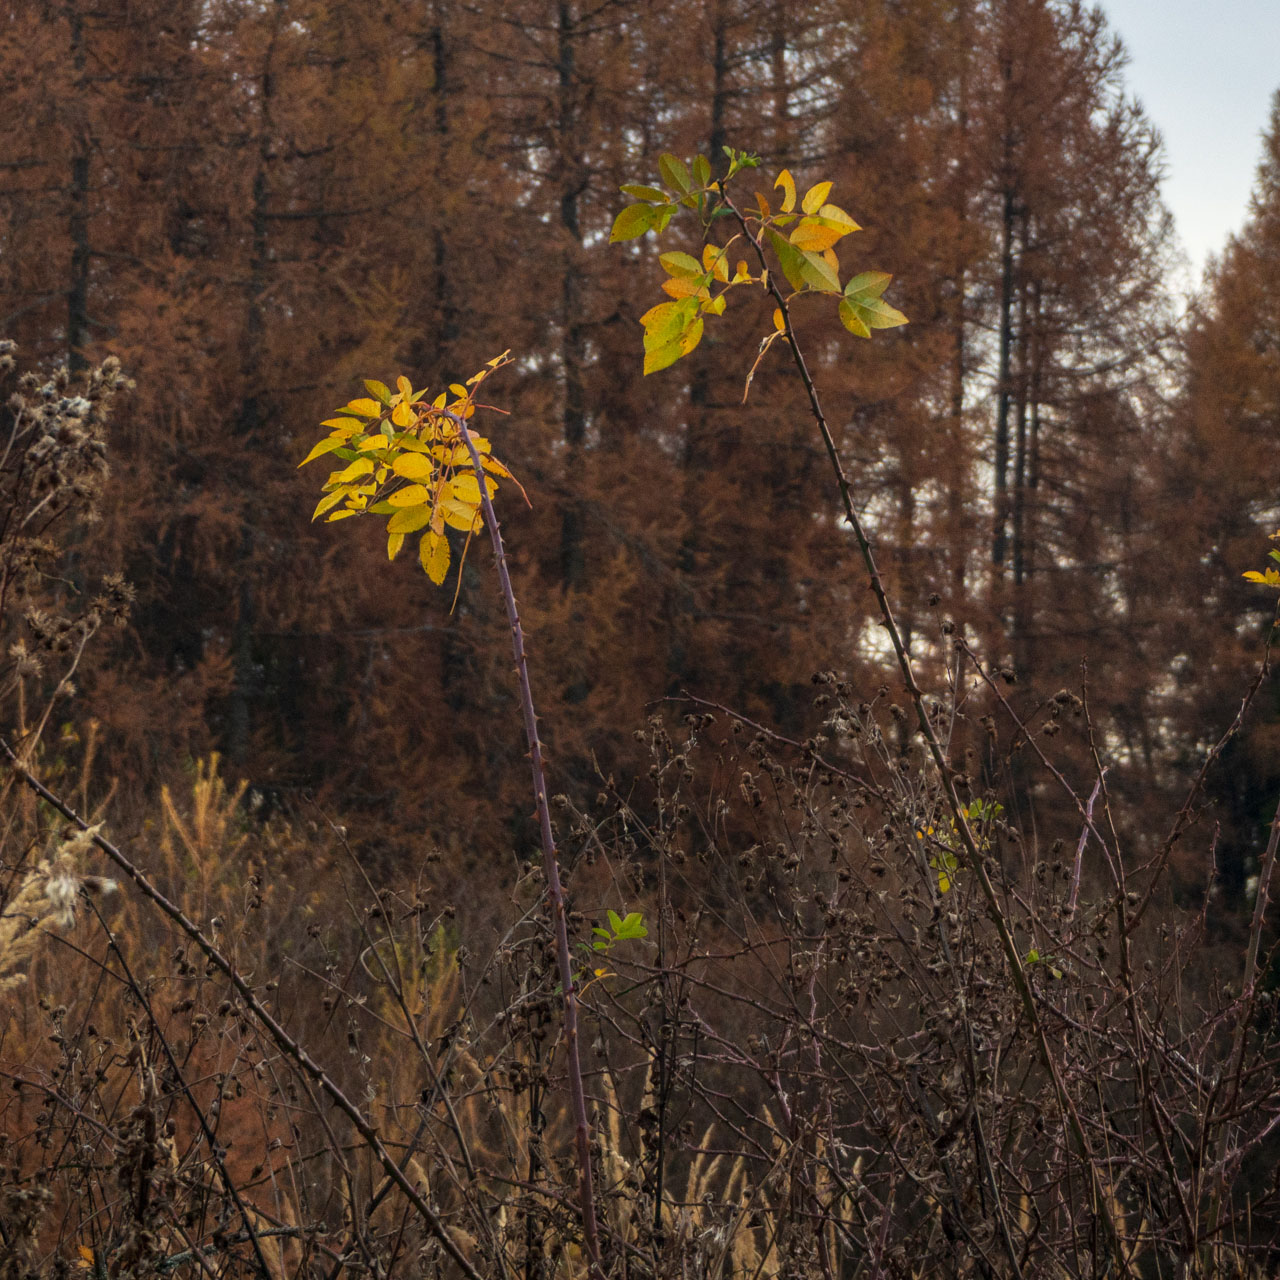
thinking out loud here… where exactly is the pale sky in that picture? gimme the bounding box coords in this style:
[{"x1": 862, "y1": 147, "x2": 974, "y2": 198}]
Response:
[{"x1": 1099, "y1": 0, "x2": 1280, "y2": 278}]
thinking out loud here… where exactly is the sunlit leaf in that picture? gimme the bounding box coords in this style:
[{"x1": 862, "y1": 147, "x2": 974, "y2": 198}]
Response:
[
  {"x1": 387, "y1": 484, "x2": 430, "y2": 507},
  {"x1": 391, "y1": 400, "x2": 415, "y2": 428},
  {"x1": 363, "y1": 379, "x2": 391, "y2": 405},
  {"x1": 817, "y1": 203, "x2": 860, "y2": 234},
  {"x1": 387, "y1": 504, "x2": 435, "y2": 535},
  {"x1": 421, "y1": 529, "x2": 450, "y2": 584},
  {"x1": 298, "y1": 436, "x2": 347, "y2": 467},
  {"x1": 392, "y1": 454, "x2": 434, "y2": 481},
  {"x1": 387, "y1": 531, "x2": 405, "y2": 560},
  {"x1": 329, "y1": 457, "x2": 375, "y2": 484},
  {"x1": 801, "y1": 180, "x2": 833, "y2": 214},
  {"x1": 312, "y1": 490, "x2": 346, "y2": 520},
  {"x1": 344, "y1": 398, "x2": 384, "y2": 418}
]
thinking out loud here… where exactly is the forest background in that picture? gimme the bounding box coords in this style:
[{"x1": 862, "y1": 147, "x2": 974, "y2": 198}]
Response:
[
  {"x1": 4, "y1": 0, "x2": 1280, "y2": 1274},
  {"x1": 3, "y1": 0, "x2": 1278, "y2": 912}
]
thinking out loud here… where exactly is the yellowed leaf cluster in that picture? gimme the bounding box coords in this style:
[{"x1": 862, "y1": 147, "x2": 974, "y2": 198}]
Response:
[{"x1": 300, "y1": 354, "x2": 523, "y2": 587}]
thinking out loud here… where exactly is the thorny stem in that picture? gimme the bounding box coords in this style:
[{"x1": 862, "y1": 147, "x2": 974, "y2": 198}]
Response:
[
  {"x1": 0, "y1": 738, "x2": 486, "y2": 1280},
  {"x1": 719, "y1": 188, "x2": 1135, "y2": 1277},
  {"x1": 449, "y1": 411, "x2": 604, "y2": 1280}
]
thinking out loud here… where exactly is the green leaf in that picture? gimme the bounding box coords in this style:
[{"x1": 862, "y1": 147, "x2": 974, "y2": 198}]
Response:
[
  {"x1": 363, "y1": 379, "x2": 392, "y2": 405},
  {"x1": 691, "y1": 154, "x2": 711, "y2": 187},
  {"x1": 658, "y1": 153, "x2": 691, "y2": 194},
  {"x1": 620, "y1": 183, "x2": 668, "y2": 202},
  {"x1": 765, "y1": 227, "x2": 807, "y2": 292},
  {"x1": 610, "y1": 203, "x2": 656, "y2": 243},
  {"x1": 607, "y1": 909, "x2": 623, "y2": 934}
]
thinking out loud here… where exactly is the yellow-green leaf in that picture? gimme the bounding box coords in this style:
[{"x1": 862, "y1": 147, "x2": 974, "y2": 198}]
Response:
[
  {"x1": 801, "y1": 180, "x2": 833, "y2": 214},
  {"x1": 799, "y1": 249, "x2": 840, "y2": 293},
  {"x1": 659, "y1": 251, "x2": 702, "y2": 279},
  {"x1": 691, "y1": 154, "x2": 711, "y2": 187},
  {"x1": 421, "y1": 530, "x2": 450, "y2": 584},
  {"x1": 319, "y1": 417, "x2": 364, "y2": 434},
  {"x1": 774, "y1": 169, "x2": 796, "y2": 213},
  {"x1": 387, "y1": 504, "x2": 435, "y2": 535},
  {"x1": 387, "y1": 531, "x2": 405, "y2": 560},
  {"x1": 363, "y1": 379, "x2": 392, "y2": 405},
  {"x1": 839, "y1": 298, "x2": 872, "y2": 338},
  {"x1": 326, "y1": 508, "x2": 358, "y2": 522},
  {"x1": 844, "y1": 271, "x2": 892, "y2": 300},
  {"x1": 610, "y1": 202, "x2": 656, "y2": 243},
  {"x1": 344, "y1": 398, "x2": 384, "y2": 418},
  {"x1": 396, "y1": 375, "x2": 413, "y2": 398}
]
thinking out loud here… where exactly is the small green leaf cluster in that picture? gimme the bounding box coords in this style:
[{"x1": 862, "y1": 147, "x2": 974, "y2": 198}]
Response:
[
  {"x1": 917, "y1": 799, "x2": 1004, "y2": 895},
  {"x1": 611, "y1": 148, "x2": 907, "y2": 377},
  {"x1": 299, "y1": 354, "x2": 523, "y2": 587}
]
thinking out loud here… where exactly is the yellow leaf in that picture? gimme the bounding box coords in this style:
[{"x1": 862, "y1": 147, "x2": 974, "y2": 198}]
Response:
[
  {"x1": 774, "y1": 169, "x2": 796, "y2": 213},
  {"x1": 344, "y1": 397, "x2": 383, "y2": 418},
  {"x1": 319, "y1": 417, "x2": 363, "y2": 434},
  {"x1": 421, "y1": 529, "x2": 450, "y2": 584},
  {"x1": 432, "y1": 392, "x2": 447, "y2": 408},
  {"x1": 298, "y1": 436, "x2": 347, "y2": 467},
  {"x1": 801, "y1": 180, "x2": 833, "y2": 214},
  {"x1": 312, "y1": 490, "x2": 346, "y2": 520},
  {"x1": 396, "y1": 375, "x2": 412, "y2": 398},
  {"x1": 790, "y1": 219, "x2": 845, "y2": 253},
  {"x1": 702, "y1": 244, "x2": 729, "y2": 282},
  {"x1": 78, "y1": 1247, "x2": 95, "y2": 1268},
  {"x1": 387, "y1": 531, "x2": 405, "y2": 560},
  {"x1": 734, "y1": 259, "x2": 749, "y2": 281},
  {"x1": 449, "y1": 383, "x2": 469, "y2": 398},
  {"x1": 773, "y1": 308, "x2": 786, "y2": 332},
  {"x1": 392, "y1": 454, "x2": 434, "y2": 482},
  {"x1": 391, "y1": 400, "x2": 414, "y2": 428},
  {"x1": 440, "y1": 497, "x2": 482, "y2": 532},
  {"x1": 387, "y1": 484, "x2": 430, "y2": 507},
  {"x1": 387, "y1": 504, "x2": 435, "y2": 534},
  {"x1": 449, "y1": 473, "x2": 497, "y2": 505},
  {"x1": 329, "y1": 457, "x2": 374, "y2": 484},
  {"x1": 356, "y1": 435, "x2": 387, "y2": 451},
  {"x1": 326, "y1": 508, "x2": 358, "y2": 522},
  {"x1": 817, "y1": 203, "x2": 860, "y2": 234}
]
